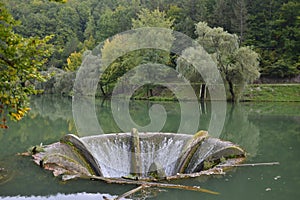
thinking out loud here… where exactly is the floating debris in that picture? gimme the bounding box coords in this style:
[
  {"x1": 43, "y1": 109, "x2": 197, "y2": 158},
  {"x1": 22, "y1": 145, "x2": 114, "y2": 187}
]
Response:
[
  {"x1": 265, "y1": 188, "x2": 272, "y2": 192},
  {"x1": 274, "y1": 176, "x2": 281, "y2": 180}
]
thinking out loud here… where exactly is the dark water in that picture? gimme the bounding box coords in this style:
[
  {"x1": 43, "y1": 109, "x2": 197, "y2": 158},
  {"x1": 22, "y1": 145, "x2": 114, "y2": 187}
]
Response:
[{"x1": 0, "y1": 95, "x2": 299, "y2": 200}]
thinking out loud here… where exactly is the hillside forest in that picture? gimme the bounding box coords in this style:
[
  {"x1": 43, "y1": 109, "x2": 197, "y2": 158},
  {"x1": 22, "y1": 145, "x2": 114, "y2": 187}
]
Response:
[
  {"x1": 0, "y1": 0, "x2": 299, "y2": 127},
  {"x1": 3, "y1": 0, "x2": 299, "y2": 78}
]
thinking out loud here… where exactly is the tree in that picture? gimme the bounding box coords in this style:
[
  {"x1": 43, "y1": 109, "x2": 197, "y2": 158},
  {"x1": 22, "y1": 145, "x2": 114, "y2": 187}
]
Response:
[
  {"x1": 176, "y1": 46, "x2": 215, "y2": 100},
  {"x1": 166, "y1": 0, "x2": 208, "y2": 38},
  {"x1": 244, "y1": 0, "x2": 299, "y2": 78},
  {"x1": 231, "y1": 0, "x2": 248, "y2": 44},
  {"x1": 269, "y1": 1, "x2": 300, "y2": 78},
  {"x1": 210, "y1": 0, "x2": 234, "y2": 32},
  {"x1": 0, "y1": 3, "x2": 52, "y2": 128},
  {"x1": 99, "y1": 8, "x2": 175, "y2": 97},
  {"x1": 132, "y1": 8, "x2": 174, "y2": 28},
  {"x1": 65, "y1": 51, "x2": 82, "y2": 71},
  {"x1": 96, "y1": 5, "x2": 136, "y2": 42},
  {"x1": 131, "y1": 8, "x2": 174, "y2": 67},
  {"x1": 100, "y1": 35, "x2": 140, "y2": 96},
  {"x1": 181, "y1": 22, "x2": 260, "y2": 102},
  {"x1": 131, "y1": 8, "x2": 175, "y2": 97}
]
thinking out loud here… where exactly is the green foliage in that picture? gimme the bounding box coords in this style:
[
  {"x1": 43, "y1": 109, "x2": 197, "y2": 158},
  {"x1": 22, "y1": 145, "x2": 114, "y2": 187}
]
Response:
[
  {"x1": 2, "y1": 0, "x2": 298, "y2": 79},
  {"x1": 0, "y1": 3, "x2": 52, "y2": 128},
  {"x1": 0, "y1": 0, "x2": 298, "y2": 105},
  {"x1": 96, "y1": 5, "x2": 136, "y2": 41},
  {"x1": 166, "y1": 0, "x2": 209, "y2": 38},
  {"x1": 183, "y1": 22, "x2": 260, "y2": 101},
  {"x1": 132, "y1": 8, "x2": 174, "y2": 29},
  {"x1": 176, "y1": 45, "x2": 214, "y2": 84},
  {"x1": 99, "y1": 8, "x2": 175, "y2": 96},
  {"x1": 65, "y1": 51, "x2": 82, "y2": 71},
  {"x1": 245, "y1": 0, "x2": 300, "y2": 78}
]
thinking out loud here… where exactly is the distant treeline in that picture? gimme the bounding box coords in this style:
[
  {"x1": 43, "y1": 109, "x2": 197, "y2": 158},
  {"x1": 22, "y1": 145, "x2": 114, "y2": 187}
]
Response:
[{"x1": 3, "y1": 0, "x2": 299, "y2": 78}]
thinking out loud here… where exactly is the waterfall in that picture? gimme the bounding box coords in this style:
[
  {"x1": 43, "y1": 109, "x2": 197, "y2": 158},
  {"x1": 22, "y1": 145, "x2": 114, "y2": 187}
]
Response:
[
  {"x1": 80, "y1": 133, "x2": 191, "y2": 177},
  {"x1": 33, "y1": 131, "x2": 245, "y2": 179}
]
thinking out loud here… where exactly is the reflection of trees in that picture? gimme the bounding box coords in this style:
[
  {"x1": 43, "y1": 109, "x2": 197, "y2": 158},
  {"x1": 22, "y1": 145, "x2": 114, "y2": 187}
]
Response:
[
  {"x1": 30, "y1": 95, "x2": 73, "y2": 121},
  {"x1": 221, "y1": 103, "x2": 260, "y2": 157},
  {"x1": 0, "y1": 95, "x2": 78, "y2": 158},
  {"x1": 128, "y1": 100, "x2": 181, "y2": 133},
  {"x1": 22, "y1": 96, "x2": 261, "y2": 157},
  {"x1": 97, "y1": 100, "x2": 182, "y2": 134},
  {"x1": 0, "y1": 112, "x2": 71, "y2": 158}
]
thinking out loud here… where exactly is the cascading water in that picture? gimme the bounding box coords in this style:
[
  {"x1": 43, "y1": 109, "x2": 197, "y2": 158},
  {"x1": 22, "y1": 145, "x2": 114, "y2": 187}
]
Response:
[
  {"x1": 31, "y1": 130, "x2": 246, "y2": 180},
  {"x1": 81, "y1": 134, "x2": 132, "y2": 177},
  {"x1": 137, "y1": 134, "x2": 190, "y2": 177},
  {"x1": 184, "y1": 138, "x2": 245, "y2": 173},
  {"x1": 81, "y1": 133, "x2": 192, "y2": 177}
]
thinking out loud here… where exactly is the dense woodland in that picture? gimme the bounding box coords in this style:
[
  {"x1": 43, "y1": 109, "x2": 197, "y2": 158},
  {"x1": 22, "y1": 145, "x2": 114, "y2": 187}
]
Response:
[
  {"x1": 3, "y1": 0, "x2": 299, "y2": 78},
  {"x1": 0, "y1": 0, "x2": 299, "y2": 127}
]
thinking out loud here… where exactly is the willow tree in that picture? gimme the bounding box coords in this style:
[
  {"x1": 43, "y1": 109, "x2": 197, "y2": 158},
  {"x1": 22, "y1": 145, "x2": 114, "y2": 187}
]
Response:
[
  {"x1": 100, "y1": 8, "x2": 175, "y2": 97},
  {"x1": 0, "y1": 4, "x2": 52, "y2": 128},
  {"x1": 131, "y1": 8, "x2": 175, "y2": 97},
  {"x1": 131, "y1": 8, "x2": 175, "y2": 67},
  {"x1": 178, "y1": 22, "x2": 259, "y2": 102},
  {"x1": 176, "y1": 46, "x2": 216, "y2": 101}
]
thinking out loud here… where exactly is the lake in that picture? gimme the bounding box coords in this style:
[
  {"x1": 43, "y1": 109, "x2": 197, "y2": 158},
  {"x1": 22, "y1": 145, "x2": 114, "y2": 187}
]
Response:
[{"x1": 0, "y1": 95, "x2": 299, "y2": 200}]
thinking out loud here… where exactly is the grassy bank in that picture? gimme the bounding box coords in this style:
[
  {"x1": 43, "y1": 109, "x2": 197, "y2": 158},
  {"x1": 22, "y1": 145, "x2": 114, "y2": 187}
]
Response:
[
  {"x1": 99, "y1": 83, "x2": 300, "y2": 102},
  {"x1": 242, "y1": 84, "x2": 300, "y2": 102}
]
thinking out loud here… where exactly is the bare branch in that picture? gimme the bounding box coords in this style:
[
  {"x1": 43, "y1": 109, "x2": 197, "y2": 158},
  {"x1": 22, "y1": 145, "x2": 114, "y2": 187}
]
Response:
[
  {"x1": 114, "y1": 185, "x2": 146, "y2": 200},
  {"x1": 88, "y1": 175, "x2": 219, "y2": 195}
]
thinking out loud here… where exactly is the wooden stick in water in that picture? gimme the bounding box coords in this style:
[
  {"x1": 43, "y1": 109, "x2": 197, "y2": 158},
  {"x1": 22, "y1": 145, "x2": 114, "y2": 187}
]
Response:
[
  {"x1": 218, "y1": 162, "x2": 280, "y2": 168},
  {"x1": 89, "y1": 175, "x2": 219, "y2": 195},
  {"x1": 88, "y1": 161, "x2": 280, "y2": 198},
  {"x1": 114, "y1": 185, "x2": 147, "y2": 200}
]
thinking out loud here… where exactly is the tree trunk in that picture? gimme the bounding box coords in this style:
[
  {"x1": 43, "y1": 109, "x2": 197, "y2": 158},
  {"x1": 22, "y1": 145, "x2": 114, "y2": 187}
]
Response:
[
  {"x1": 200, "y1": 84, "x2": 206, "y2": 101},
  {"x1": 146, "y1": 85, "x2": 150, "y2": 98},
  {"x1": 99, "y1": 84, "x2": 106, "y2": 97},
  {"x1": 149, "y1": 88, "x2": 153, "y2": 97},
  {"x1": 228, "y1": 80, "x2": 236, "y2": 102}
]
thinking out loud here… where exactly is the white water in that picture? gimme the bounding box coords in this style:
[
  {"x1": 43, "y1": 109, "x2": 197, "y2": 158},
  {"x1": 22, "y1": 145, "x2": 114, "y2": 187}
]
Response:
[
  {"x1": 78, "y1": 133, "x2": 243, "y2": 178},
  {"x1": 81, "y1": 133, "x2": 191, "y2": 177},
  {"x1": 138, "y1": 136, "x2": 187, "y2": 176},
  {"x1": 185, "y1": 138, "x2": 235, "y2": 173}
]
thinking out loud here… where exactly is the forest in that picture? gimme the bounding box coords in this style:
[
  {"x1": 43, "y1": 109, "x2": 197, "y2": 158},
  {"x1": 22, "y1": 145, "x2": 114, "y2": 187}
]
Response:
[
  {"x1": 0, "y1": 0, "x2": 299, "y2": 126},
  {"x1": 2, "y1": 0, "x2": 299, "y2": 78}
]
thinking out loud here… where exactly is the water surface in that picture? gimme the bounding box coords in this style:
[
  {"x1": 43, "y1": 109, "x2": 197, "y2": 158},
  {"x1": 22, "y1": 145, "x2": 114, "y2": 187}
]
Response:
[{"x1": 0, "y1": 95, "x2": 299, "y2": 200}]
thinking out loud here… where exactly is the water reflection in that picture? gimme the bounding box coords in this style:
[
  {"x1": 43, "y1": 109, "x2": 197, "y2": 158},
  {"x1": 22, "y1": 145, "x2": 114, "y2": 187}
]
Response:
[
  {"x1": 221, "y1": 104, "x2": 260, "y2": 157},
  {"x1": 0, "y1": 96, "x2": 299, "y2": 199}
]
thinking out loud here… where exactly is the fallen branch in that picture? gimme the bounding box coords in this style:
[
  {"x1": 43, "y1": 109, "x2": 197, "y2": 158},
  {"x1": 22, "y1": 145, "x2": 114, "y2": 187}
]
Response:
[
  {"x1": 88, "y1": 175, "x2": 219, "y2": 195},
  {"x1": 217, "y1": 162, "x2": 280, "y2": 168},
  {"x1": 144, "y1": 182, "x2": 219, "y2": 195},
  {"x1": 166, "y1": 168, "x2": 225, "y2": 180},
  {"x1": 115, "y1": 185, "x2": 147, "y2": 200}
]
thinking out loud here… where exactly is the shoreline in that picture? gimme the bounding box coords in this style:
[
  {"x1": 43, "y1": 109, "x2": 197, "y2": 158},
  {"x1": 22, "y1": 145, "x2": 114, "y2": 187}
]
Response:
[
  {"x1": 241, "y1": 84, "x2": 300, "y2": 102},
  {"x1": 37, "y1": 83, "x2": 300, "y2": 103}
]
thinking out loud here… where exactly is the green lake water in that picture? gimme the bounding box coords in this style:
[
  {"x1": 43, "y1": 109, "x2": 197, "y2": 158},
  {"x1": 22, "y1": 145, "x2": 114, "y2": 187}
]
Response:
[{"x1": 0, "y1": 95, "x2": 299, "y2": 200}]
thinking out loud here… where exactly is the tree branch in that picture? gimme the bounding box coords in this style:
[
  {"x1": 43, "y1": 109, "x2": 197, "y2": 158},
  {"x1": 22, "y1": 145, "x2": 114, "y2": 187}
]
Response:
[
  {"x1": 218, "y1": 162, "x2": 280, "y2": 168},
  {"x1": 114, "y1": 185, "x2": 146, "y2": 200},
  {"x1": 88, "y1": 175, "x2": 219, "y2": 195}
]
